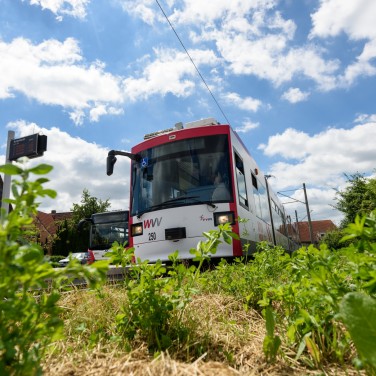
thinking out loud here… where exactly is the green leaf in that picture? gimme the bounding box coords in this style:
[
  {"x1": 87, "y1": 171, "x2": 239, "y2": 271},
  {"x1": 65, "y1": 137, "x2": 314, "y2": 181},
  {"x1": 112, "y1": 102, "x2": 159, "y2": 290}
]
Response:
[
  {"x1": 305, "y1": 336, "x2": 321, "y2": 366},
  {"x1": 0, "y1": 164, "x2": 23, "y2": 175},
  {"x1": 35, "y1": 178, "x2": 50, "y2": 184},
  {"x1": 339, "y1": 292, "x2": 376, "y2": 369},
  {"x1": 41, "y1": 189, "x2": 57, "y2": 198},
  {"x1": 29, "y1": 164, "x2": 53, "y2": 175},
  {"x1": 265, "y1": 306, "x2": 275, "y2": 337}
]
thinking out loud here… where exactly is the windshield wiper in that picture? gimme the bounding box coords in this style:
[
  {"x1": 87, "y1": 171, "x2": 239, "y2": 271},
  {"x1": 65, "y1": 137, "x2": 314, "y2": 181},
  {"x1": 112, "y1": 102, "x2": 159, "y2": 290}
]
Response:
[
  {"x1": 136, "y1": 196, "x2": 216, "y2": 219},
  {"x1": 158, "y1": 195, "x2": 216, "y2": 208}
]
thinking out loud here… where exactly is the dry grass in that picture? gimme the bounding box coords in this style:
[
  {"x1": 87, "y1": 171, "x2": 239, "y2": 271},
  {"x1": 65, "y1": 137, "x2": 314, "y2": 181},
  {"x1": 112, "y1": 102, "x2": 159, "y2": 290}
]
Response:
[{"x1": 42, "y1": 288, "x2": 365, "y2": 376}]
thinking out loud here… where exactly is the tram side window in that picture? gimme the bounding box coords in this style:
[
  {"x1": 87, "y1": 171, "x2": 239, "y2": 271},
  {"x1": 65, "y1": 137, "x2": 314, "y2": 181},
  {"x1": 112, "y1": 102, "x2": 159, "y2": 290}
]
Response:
[
  {"x1": 258, "y1": 183, "x2": 270, "y2": 223},
  {"x1": 235, "y1": 153, "x2": 248, "y2": 208},
  {"x1": 251, "y1": 173, "x2": 269, "y2": 223},
  {"x1": 252, "y1": 173, "x2": 262, "y2": 218},
  {"x1": 271, "y1": 199, "x2": 284, "y2": 234}
]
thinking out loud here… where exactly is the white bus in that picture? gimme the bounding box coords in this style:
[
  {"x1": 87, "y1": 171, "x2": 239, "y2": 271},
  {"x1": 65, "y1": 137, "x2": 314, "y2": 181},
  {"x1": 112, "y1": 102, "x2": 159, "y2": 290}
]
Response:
[
  {"x1": 78, "y1": 210, "x2": 129, "y2": 260},
  {"x1": 107, "y1": 118, "x2": 297, "y2": 262}
]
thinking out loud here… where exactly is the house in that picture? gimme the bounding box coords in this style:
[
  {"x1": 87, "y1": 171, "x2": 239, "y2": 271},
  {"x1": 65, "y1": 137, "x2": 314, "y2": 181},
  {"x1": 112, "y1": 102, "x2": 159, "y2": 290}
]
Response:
[
  {"x1": 297, "y1": 220, "x2": 337, "y2": 245},
  {"x1": 33, "y1": 210, "x2": 73, "y2": 253}
]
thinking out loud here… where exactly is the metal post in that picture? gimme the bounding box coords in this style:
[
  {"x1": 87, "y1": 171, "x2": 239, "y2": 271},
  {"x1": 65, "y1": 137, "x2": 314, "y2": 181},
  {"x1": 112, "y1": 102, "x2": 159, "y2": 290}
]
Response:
[
  {"x1": 295, "y1": 210, "x2": 301, "y2": 244},
  {"x1": 265, "y1": 175, "x2": 276, "y2": 246},
  {"x1": 303, "y1": 183, "x2": 314, "y2": 244},
  {"x1": 1, "y1": 131, "x2": 15, "y2": 215}
]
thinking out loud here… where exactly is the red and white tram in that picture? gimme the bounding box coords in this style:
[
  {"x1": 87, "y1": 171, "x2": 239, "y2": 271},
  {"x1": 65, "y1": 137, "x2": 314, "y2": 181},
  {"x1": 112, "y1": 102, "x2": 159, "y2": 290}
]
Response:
[{"x1": 107, "y1": 118, "x2": 295, "y2": 262}]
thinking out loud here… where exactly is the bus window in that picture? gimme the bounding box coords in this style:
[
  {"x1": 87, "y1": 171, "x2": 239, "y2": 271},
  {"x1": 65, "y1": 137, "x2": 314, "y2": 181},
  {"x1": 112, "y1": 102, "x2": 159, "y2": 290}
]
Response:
[{"x1": 235, "y1": 152, "x2": 248, "y2": 209}]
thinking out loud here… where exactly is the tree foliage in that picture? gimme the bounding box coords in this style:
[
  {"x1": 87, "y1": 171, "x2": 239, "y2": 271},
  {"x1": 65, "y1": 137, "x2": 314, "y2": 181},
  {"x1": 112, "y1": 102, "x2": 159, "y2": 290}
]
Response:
[
  {"x1": 71, "y1": 188, "x2": 111, "y2": 224},
  {"x1": 335, "y1": 173, "x2": 376, "y2": 228},
  {"x1": 51, "y1": 189, "x2": 111, "y2": 255}
]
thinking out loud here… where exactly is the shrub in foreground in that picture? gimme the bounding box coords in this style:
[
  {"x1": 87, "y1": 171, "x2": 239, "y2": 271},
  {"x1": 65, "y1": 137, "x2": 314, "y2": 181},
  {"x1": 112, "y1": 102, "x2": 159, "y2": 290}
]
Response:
[{"x1": 0, "y1": 162, "x2": 108, "y2": 375}]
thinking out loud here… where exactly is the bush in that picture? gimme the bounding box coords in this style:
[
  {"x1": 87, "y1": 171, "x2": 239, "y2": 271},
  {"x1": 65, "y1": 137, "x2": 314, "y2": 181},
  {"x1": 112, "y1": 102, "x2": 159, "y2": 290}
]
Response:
[
  {"x1": 0, "y1": 162, "x2": 108, "y2": 375},
  {"x1": 259, "y1": 210, "x2": 376, "y2": 370},
  {"x1": 320, "y1": 228, "x2": 347, "y2": 250}
]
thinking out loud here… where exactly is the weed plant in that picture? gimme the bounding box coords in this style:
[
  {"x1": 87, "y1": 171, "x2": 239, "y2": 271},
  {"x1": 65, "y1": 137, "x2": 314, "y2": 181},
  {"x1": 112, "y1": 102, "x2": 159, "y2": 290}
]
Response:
[
  {"x1": 3, "y1": 161, "x2": 375, "y2": 374},
  {"x1": 259, "y1": 210, "x2": 376, "y2": 372},
  {"x1": 107, "y1": 224, "x2": 237, "y2": 353},
  {"x1": 200, "y1": 242, "x2": 290, "y2": 309},
  {"x1": 0, "y1": 162, "x2": 108, "y2": 375}
]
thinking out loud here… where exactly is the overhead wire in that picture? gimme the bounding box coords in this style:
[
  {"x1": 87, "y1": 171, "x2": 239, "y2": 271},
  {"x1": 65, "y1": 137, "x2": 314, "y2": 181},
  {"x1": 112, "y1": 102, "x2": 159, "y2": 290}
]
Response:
[{"x1": 154, "y1": 0, "x2": 231, "y2": 125}]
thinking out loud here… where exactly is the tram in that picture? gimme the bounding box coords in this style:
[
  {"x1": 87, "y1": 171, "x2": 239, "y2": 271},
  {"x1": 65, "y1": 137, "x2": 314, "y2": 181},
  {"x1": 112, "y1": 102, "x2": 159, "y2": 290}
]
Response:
[{"x1": 107, "y1": 118, "x2": 295, "y2": 262}]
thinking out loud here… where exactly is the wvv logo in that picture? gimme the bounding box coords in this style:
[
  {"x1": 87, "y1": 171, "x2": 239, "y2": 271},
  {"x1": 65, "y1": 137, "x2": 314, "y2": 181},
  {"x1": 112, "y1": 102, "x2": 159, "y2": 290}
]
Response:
[{"x1": 143, "y1": 217, "x2": 162, "y2": 228}]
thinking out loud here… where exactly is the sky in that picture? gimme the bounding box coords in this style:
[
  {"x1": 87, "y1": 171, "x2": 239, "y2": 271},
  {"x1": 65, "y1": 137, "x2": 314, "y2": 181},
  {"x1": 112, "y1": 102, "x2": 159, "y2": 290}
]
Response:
[{"x1": 1, "y1": 0, "x2": 375, "y2": 225}]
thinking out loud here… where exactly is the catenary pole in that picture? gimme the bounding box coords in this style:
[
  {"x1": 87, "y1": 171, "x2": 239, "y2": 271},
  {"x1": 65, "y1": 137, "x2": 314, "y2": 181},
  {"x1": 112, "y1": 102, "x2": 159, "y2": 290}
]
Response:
[{"x1": 303, "y1": 183, "x2": 314, "y2": 244}]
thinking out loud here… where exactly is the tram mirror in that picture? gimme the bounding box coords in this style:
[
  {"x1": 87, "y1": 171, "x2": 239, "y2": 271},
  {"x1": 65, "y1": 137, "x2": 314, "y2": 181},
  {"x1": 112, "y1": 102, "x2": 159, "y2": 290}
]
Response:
[{"x1": 107, "y1": 153, "x2": 117, "y2": 175}]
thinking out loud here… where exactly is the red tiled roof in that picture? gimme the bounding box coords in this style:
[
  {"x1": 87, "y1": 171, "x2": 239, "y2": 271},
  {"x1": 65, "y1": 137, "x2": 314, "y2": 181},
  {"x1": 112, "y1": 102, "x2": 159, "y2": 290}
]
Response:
[
  {"x1": 297, "y1": 220, "x2": 337, "y2": 243},
  {"x1": 34, "y1": 211, "x2": 73, "y2": 246}
]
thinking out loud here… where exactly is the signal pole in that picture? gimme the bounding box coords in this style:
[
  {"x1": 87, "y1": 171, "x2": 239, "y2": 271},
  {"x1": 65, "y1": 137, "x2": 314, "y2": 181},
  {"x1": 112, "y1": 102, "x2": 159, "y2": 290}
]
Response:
[{"x1": 1, "y1": 130, "x2": 15, "y2": 215}]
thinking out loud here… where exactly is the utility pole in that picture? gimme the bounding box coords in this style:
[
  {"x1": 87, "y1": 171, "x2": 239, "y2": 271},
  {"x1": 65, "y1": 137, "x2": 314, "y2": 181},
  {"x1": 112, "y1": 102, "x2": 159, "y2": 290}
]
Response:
[
  {"x1": 295, "y1": 210, "x2": 301, "y2": 244},
  {"x1": 303, "y1": 183, "x2": 314, "y2": 244},
  {"x1": 1, "y1": 130, "x2": 15, "y2": 215}
]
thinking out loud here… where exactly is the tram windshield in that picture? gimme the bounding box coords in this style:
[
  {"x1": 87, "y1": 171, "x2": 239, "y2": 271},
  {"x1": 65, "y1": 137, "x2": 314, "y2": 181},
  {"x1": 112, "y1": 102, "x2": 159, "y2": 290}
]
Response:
[{"x1": 131, "y1": 134, "x2": 233, "y2": 217}]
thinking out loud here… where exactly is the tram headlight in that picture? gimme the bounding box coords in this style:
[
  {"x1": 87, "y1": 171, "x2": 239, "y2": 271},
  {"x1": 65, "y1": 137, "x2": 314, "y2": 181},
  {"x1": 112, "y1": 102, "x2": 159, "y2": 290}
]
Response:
[
  {"x1": 131, "y1": 222, "x2": 143, "y2": 236},
  {"x1": 213, "y1": 211, "x2": 235, "y2": 226}
]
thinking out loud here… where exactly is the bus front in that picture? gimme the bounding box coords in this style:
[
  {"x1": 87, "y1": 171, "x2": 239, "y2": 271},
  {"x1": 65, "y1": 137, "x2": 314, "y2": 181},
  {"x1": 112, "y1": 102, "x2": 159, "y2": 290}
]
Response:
[
  {"x1": 89, "y1": 211, "x2": 129, "y2": 260},
  {"x1": 129, "y1": 125, "x2": 241, "y2": 262}
]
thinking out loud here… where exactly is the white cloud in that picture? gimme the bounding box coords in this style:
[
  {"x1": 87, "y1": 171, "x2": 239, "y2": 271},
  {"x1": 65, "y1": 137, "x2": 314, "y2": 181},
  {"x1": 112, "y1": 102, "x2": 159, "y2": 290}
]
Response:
[
  {"x1": 234, "y1": 119, "x2": 259, "y2": 133},
  {"x1": 310, "y1": 0, "x2": 376, "y2": 40},
  {"x1": 123, "y1": 47, "x2": 219, "y2": 101},
  {"x1": 281, "y1": 87, "x2": 310, "y2": 103},
  {"x1": 4, "y1": 120, "x2": 130, "y2": 212},
  {"x1": 169, "y1": 0, "x2": 278, "y2": 29},
  {"x1": 310, "y1": 0, "x2": 376, "y2": 86},
  {"x1": 27, "y1": 0, "x2": 90, "y2": 20},
  {"x1": 118, "y1": 0, "x2": 376, "y2": 92},
  {"x1": 89, "y1": 105, "x2": 124, "y2": 122},
  {"x1": 354, "y1": 113, "x2": 376, "y2": 124},
  {"x1": 261, "y1": 123, "x2": 376, "y2": 164},
  {"x1": 260, "y1": 121, "x2": 376, "y2": 221},
  {"x1": 173, "y1": 1, "x2": 339, "y2": 89},
  {"x1": 259, "y1": 128, "x2": 311, "y2": 159},
  {"x1": 116, "y1": 0, "x2": 163, "y2": 25},
  {"x1": 223, "y1": 92, "x2": 261, "y2": 112},
  {"x1": 0, "y1": 38, "x2": 124, "y2": 125},
  {"x1": 215, "y1": 33, "x2": 339, "y2": 89}
]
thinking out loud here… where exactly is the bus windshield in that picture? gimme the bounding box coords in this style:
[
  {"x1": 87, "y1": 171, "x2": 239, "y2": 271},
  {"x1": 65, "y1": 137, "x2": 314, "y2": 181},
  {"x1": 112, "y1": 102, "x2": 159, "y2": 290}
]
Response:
[
  {"x1": 91, "y1": 222, "x2": 128, "y2": 250},
  {"x1": 131, "y1": 134, "x2": 233, "y2": 217}
]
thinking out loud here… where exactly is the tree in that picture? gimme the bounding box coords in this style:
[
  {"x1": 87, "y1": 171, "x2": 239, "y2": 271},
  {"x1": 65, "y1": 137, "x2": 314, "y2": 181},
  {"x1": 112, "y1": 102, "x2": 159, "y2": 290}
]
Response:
[
  {"x1": 51, "y1": 219, "x2": 80, "y2": 257},
  {"x1": 71, "y1": 188, "x2": 111, "y2": 224},
  {"x1": 335, "y1": 173, "x2": 376, "y2": 228},
  {"x1": 50, "y1": 189, "x2": 111, "y2": 255}
]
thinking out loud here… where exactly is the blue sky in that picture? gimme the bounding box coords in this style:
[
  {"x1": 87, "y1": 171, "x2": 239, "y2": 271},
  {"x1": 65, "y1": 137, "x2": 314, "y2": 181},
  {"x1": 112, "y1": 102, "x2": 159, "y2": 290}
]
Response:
[{"x1": 1, "y1": 0, "x2": 375, "y2": 224}]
